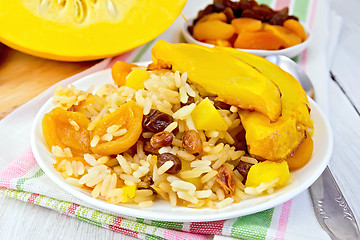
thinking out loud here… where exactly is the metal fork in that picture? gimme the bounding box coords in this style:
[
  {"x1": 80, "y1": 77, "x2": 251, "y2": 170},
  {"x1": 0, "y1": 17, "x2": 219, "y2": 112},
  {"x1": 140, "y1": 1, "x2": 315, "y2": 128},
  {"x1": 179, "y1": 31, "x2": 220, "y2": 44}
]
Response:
[{"x1": 266, "y1": 55, "x2": 360, "y2": 240}]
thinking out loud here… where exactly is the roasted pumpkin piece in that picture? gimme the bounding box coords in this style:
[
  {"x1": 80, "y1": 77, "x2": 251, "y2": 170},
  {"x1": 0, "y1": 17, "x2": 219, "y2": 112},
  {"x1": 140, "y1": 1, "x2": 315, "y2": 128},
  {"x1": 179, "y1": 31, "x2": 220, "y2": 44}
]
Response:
[
  {"x1": 215, "y1": 47, "x2": 313, "y2": 161},
  {"x1": 191, "y1": 97, "x2": 228, "y2": 131},
  {"x1": 263, "y1": 23, "x2": 302, "y2": 48},
  {"x1": 0, "y1": 0, "x2": 186, "y2": 61},
  {"x1": 90, "y1": 101, "x2": 143, "y2": 156},
  {"x1": 234, "y1": 31, "x2": 285, "y2": 50},
  {"x1": 151, "y1": 40, "x2": 282, "y2": 122},
  {"x1": 240, "y1": 110, "x2": 306, "y2": 160},
  {"x1": 125, "y1": 69, "x2": 149, "y2": 90},
  {"x1": 231, "y1": 17, "x2": 262, "y2": 34},
  {"x1": 42, "y1": 107, "x2": 91, "y2": 155},
  {"x1": 111, "y1": 61, "x2": 138, "y2": 87},
  {"x1": 245, "y1": 161, "x2": 290, "y2": 188},
  {"x1": 286, "y1": 135, "x2": 313, "y2": 171},
  {"x1": 193, "y1": 20, "x2": 235, "y2": 41},
  {"x1": 283, "y1": 19, "x2": 306, "y2": 41}
]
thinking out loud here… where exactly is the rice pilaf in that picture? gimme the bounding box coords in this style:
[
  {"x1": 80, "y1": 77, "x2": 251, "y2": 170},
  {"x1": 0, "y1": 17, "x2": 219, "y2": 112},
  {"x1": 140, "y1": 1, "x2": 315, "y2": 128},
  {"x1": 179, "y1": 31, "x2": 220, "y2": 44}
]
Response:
[{"x1": 46, "y1": 66, "x2": 289, "y2": 209}]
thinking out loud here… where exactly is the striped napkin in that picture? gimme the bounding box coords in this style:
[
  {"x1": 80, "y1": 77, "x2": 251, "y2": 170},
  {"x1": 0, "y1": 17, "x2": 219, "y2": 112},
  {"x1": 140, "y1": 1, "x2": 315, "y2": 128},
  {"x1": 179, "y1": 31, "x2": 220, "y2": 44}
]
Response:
[{"x1": 0, "y1": 0, "x2": 339, "y2": 239}]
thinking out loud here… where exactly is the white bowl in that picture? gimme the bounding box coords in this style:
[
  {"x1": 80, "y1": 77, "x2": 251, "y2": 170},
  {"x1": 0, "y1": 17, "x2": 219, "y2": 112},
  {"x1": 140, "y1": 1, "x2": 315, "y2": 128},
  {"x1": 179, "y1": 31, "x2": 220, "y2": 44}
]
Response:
[
  {"x1": 182, "y1": 18, "x2": 311, "y2": 58},
  {"x1": 31, "y1": 67, "x2": 332, "y2": 222}
]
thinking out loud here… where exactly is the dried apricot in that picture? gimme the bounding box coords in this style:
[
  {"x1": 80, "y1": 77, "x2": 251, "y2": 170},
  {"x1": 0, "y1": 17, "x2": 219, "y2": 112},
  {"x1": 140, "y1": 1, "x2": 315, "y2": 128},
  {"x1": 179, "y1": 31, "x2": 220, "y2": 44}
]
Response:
[
  {"x1": 234, "y1": 31, "x2": 284, "y2": 50},
  {"x1": 42, "y1": 107, "x2": 91, "y2": 155},
  {"x1": 193, "y1": 20, "x2": 235, "y2": 41},
  {"x1": 263, "y1": 23, "x2": 301, "y2": 48},
  {"x1": 111, "y1": 61, "x2": 138, "y2": 87},
  {"x1": 283, "y1": 19, "x2": 306, "y2": 41},
  {"x1": 90, "y1": 101, "x2": 143, "y2": 156},
  {"x1": 231, "y1": 17, "x2": 262, "y2": 34}
]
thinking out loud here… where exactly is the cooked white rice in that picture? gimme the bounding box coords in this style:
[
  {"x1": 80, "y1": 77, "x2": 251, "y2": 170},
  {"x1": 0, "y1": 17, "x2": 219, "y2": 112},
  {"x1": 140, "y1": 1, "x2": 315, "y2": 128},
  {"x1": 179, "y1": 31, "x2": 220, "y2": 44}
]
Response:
[{"x1": 47, "y1": 67, "x2": 288, "y2": 209}]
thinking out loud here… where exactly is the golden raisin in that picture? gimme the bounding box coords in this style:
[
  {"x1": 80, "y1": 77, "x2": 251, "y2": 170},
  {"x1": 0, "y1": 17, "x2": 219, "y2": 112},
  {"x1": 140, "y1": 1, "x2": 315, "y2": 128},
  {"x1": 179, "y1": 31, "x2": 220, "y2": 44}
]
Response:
[
  {"x1": 182, "y1": 130, "x2": 202, "y2": 154},
  {"x1": 150, "y1": 131, "x2": 173, "y2": 149}
]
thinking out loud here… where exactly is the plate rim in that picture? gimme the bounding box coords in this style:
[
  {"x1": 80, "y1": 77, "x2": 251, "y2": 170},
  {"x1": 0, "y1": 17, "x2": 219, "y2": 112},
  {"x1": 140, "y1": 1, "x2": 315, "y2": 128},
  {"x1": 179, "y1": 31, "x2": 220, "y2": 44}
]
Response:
[{"x1": 31, "y1": 67, "x2": 333, "y2": 222}]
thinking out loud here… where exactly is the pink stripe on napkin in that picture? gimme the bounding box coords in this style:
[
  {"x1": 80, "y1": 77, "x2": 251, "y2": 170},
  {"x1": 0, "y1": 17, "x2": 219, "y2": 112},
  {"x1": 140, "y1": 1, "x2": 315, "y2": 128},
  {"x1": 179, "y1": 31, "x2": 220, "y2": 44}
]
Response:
[
  {"x1": 275, "y1": 199, "x2": 293, "y2": 240},
  {"x1": 109, "y1": 225, "x2": 138, "y2": 238},
  {"x1": 27, "y1": 193, "x2": 40, "y2": 204},
  {"x1": 190, "y1": 220, "x2": 225, "y2": 235},
  {"x1": 68, "y1": 203, "x2": 80, "y2": 215},
  {"x1": 0, "y1": 149, "x2": 37, "y2": 188}
]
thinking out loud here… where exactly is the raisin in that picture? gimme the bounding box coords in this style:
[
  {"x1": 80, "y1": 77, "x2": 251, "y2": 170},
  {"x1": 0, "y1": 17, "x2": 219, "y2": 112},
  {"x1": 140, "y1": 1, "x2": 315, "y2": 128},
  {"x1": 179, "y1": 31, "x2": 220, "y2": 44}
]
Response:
[
  {"x1": 223, "y1": 7, "x2": 235, "y2": 22},
  {"x1": 216, "y1": 165, "x2": 236, "y2": 195},
  {"x1": 236, "y1": 160, "x2": 254, "y2": 183},
  {"x1": 269, "y1": 7, "x2": 289, "y2": 25},
  {"x1": 150, "y1": 131, "x2": 173, "y2": 148},
  {"x1": 182, "y1": 130, "x2": 202, "y2": 154},
  {"x1": 157, "y1": 153, "x2": 182, "y2": 174},
  {"x1": 213, "y1": 100, "x2": 231, "y2": 110},
  {"x1": 234, "y1": 128, "x2": 247, "y2": 151},
  {"x1": 143, "y1": 141, "x2": 159, "y2": 154},
  {"x1": 143, "y1": 109, "x2": 173, "y2": 133}
]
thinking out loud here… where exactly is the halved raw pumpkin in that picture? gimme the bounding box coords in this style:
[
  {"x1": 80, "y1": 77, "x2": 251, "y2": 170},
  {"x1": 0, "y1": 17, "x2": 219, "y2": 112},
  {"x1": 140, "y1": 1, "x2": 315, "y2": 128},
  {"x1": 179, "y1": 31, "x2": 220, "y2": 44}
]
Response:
[{"x1": 0, "y1": 0, "x2": 186, "y2": 61}]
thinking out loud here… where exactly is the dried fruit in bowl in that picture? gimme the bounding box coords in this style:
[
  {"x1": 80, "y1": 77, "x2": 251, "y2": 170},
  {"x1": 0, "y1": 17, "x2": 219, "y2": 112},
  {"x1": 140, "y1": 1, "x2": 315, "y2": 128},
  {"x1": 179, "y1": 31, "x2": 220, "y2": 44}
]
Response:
[{"x1": 189, "y1": 0, "x2": 307, "y2": 50}]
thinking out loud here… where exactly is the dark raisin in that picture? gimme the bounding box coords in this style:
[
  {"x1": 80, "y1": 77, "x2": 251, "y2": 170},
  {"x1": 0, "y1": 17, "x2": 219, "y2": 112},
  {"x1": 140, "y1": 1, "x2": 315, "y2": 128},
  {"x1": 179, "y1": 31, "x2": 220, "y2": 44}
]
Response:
[
  {"x1": 214, "y1": 0, "x2": 226, "y2": 11},
  {"x1": 234, "y1": 128, "x2": 247, "y2": 151},
  {"x1": 287, "y1": 15, "x2": 299, "y2": 21},
  {"x1": 223, "y1": 7, "x2": 235, "y2": 22},
  {"x1": 236, "y1": 160, "x2": 254, "y2": 183},
  {"x1": 143, "y1": 141, "x2": 159, "y2": 154},
  {"x1": 143, "y1": 109, "x2": 173, "y2": 133},
  {"x1": 241, "y1": 9, "x2": 260, "y2": 20},
  {"x1": 238, "y1": 0, "x2": 258, "y2": 10},
  {"x1": 181, "y1": 96, "x2": 195, "y2": 107},
  {"x1": 182, "y1": 130, "x2": 202, "y2": 154},
  {"x1": 150, "y1": 131, "x2": 173, "y2": 148},
  {"x1": 269, "y1": 7, "x2": 289, "y2": 25},
  {"x1": 213, "y1": 100, "x2": 231, "y2": 110},
  {"x1": 252, "y1": 4, "x2": 274, "y2": 21},
  {"x1": 157, "y1": 153, "x2": 182, "y2": 174}
]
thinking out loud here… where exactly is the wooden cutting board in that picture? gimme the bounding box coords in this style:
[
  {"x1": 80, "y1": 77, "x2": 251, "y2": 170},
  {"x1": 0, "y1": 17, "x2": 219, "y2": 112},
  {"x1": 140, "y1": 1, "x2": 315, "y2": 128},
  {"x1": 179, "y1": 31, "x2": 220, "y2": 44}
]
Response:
[{"x1": 0, "y1": 45, "x2": 100, "y2": 119}]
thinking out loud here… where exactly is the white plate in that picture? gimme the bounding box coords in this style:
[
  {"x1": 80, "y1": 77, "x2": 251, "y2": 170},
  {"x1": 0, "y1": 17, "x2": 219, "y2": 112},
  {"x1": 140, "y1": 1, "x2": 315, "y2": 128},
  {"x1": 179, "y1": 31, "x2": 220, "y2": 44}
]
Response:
[
  {"x1": 182, "y1": 18, "x2": 312, "y2": 58},
  {"x1": 31, "y1": 68, "x2": 332, "y2": 222}
]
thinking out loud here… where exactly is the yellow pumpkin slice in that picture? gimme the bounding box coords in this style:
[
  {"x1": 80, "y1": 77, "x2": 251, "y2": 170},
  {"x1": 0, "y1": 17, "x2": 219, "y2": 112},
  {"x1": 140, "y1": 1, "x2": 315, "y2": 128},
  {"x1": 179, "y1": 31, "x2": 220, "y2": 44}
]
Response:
[
  {"x1": 216, "y1": 46, "x2": 313, "y2": 161},
  {"x1": 0, "y1": 0, "x2": 186, "y2": 61},
  {"x1": 151, "y1": 40, "x2": 282, "y2": 122}
]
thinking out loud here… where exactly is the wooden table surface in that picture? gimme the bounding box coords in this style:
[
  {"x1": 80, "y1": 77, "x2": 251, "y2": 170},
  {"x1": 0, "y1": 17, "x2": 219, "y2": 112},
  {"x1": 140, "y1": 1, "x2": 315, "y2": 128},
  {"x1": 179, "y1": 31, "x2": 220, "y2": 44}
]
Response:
[
  {"x1": 0, "y1": 46, "x2": 99, "y2": 118},
  {"x1": 1, "y1": 0, "x2": 360, "y2": 239}
]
